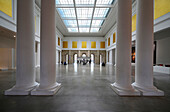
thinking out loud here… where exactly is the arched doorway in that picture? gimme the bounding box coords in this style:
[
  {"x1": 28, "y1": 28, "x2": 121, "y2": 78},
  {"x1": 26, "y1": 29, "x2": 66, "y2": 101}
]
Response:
[
  {"x1": 74, "y1": 54, "x2": 78, "y2": 63},
  {"x1": 66, "y1": 54, "x2": 69, "y2": 64},
  {"x1": 100, "y1": 54, "x2": 102, "y2": 64},
  {"x1": 82, "y1": 53, "x2": 86, "y2": 58},
  {"x1": 91, "y1": 54, "x2": 95, "y2": 63}
]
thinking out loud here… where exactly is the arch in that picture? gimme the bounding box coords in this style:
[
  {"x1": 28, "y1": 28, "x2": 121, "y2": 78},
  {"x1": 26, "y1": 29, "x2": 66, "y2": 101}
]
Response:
[
  {"x1": 82, "y1": 53, "x2": 87, "y2": 58},
  {"x1": 91, "y1": 53, "x2": 95, "y2": 63},
  {"x1": 73, "y1": 53, "x2": 78, "y2": 63},
  {"x1": 65, "y1": 53, "x2": 69, "y2": 64}
]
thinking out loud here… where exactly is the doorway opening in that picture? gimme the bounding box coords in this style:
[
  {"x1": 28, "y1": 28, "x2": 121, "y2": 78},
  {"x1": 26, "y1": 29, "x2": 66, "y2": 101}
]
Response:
[
  {"x1": 91, "y1": 54, "x2": 95, "y2": 63},
  {"x1": 74, "y1": 54, "x2": 78, "y2": 63},
  {"x1": 100, "y1": 54, "x2": 102, "y2": 64},
  {"x1": 66, "y1": 54, "x2": 68, "y2": 64}
]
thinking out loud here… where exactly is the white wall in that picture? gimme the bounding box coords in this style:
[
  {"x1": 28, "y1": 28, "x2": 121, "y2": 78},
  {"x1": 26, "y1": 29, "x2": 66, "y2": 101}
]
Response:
[
  {"x1": 0, "y1": 36, "x2": 16, "y2": 69},
  {"x1": 112, "y1": 49, "x2": 116, "y2": 65},
  {"x1": 62, "y1": 37, "x2": 105, "y2": 50},
  {"x1": 156, "y1": 37, "x2": 170, "y2": 65},
  {"x1": 109, "y1": 50, "x2": 112, "y2": 64}
]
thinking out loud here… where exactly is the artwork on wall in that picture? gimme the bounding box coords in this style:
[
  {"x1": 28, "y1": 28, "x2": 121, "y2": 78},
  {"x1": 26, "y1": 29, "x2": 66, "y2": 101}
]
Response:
[
  {"x1": 82, "y1": 41, "x2": 87, "y2": 48},
  {"x1": 113, "y1": 33, "x2": 116, "y2": 43},
  {"x1": 108, "y1": 37, "x2": 110, "y2": 46},
  {"x1": 58, "y1": 37, "x2": 60, "y2": 46},
  {"x1": 0, "y1": 0, "x2": 13, "y2": 17},
  {"x1": 91, "y1": 41, "x2": 96, "y2": 48},
  {"x1": 72, "y1": 41, "x2": 77, "y2": 48},
  {"x1": 100, "y1": 42, "x2": 105, "y2": 48},
  {"x1": 63, "y1": 41, "x2": 68, "y2": 48}
]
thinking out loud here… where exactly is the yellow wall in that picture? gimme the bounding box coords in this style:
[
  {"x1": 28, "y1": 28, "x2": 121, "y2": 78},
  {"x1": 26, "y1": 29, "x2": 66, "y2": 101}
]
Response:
[
  {"x1": 132, "y1": 14, "x2": 136, "y2": 32},
  {"x1": 58, "y1": 37, "x2": 60, "y2": 46},
  {"x1": 72, "y1": 41, "x2": 77, "y2": 48},
  {"x1": 0, "y1": 0, "x2": 12, "y2": 17},
  {"x1": 113, "y1": 33, "x2": 116, "y2": 43},
  {"x1": 154, "y1": 0, "x2": 170, "y2": 19},
  {"x1": 100, "y1": 42, "x2": 105, "y2": 48},
  {"x1": 108, "y1": 37, "x2": 110, "y2": 46},
  {"x1": 132, "y1": 0, "x2": 170, "y2": 33},
  {"x1": 82, "y1": 41, "x2": 87, "y2": 48},
  {"x1": 63, "y1": 41, "x2": 68, "y2": 48},
  {"x1": 91, "y1": 41, "x2": 96, "y2": 48}
]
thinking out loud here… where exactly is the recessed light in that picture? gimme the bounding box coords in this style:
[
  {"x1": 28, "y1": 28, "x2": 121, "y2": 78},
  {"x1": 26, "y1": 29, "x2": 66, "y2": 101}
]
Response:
[{"x1": 14, "y1": 35, "x2": 16, "y2": 37}]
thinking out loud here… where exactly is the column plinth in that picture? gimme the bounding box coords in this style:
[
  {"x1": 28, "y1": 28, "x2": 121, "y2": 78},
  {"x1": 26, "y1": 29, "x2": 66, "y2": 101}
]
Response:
[
  {"x1": 132, "y1": 0, "x2": 164, "y2": 96},
  {"x1": 5, "y1": 0, "x2": 38, "y2": 95},
  {"x1": 31, "y1": 0, "x2": 61, "y2": 95},
  {"x1": 110, "y1": 0, "x2": 140, "y2": 96}
]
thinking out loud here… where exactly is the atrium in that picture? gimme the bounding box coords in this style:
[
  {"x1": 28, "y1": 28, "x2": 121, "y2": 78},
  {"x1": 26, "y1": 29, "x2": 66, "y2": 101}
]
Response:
[{"x1": 0, "y1": 0, "x2": 170, "y2": 111}]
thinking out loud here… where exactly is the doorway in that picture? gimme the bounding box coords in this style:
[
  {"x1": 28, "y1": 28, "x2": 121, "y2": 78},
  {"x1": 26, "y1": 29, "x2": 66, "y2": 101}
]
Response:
[
  {"x1": 91, "y1": 54, "x2": 94, "y2": 63},
  {"x1": 74, "y1": 54, "x2": 78, "y2": 63},
  {"x1": 66, "y1": 54, "x2": 68, "y2": 64}
]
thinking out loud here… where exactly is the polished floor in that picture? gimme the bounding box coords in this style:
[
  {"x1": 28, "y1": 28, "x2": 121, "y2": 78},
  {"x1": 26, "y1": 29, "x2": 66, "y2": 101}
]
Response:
[{"x1": 0, "y1": 64, "x2": 170, "y2": 112}]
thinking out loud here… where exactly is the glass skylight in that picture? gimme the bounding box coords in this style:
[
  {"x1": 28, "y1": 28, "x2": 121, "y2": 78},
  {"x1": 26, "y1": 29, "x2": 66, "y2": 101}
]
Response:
[
  {"x1": 78, "y1": 20, "x2": 91, "y2": 27},
  {"x1": 79, "y1": 28, "x2": 90, "y2": 32},
  {"x1": 57, "y1": 8, "x2": 76, "y2": 18},
  {"x1": 93, "y1": 8, "x2": 109, "y2": 18},
  {"x1": 92, "y1": 20, "x2": 103, "y2": 27},
  {"x1": 96, "y1": 0, "x2": 114, "y2": 5},
  {"x1": 56, "y1": 0, "x2": 74, "y2": 5},
  {"x1": 68, "y1": 28, "x2": 78, "y2": 32},
  {"x1": 91, "y1": 28, "x2": 100, "y2": 32},
  {"x1": 56, "y1": 0, "x2": 115, "y2": 33},
  {"x1": 64, "y1": 20, "x2": 77, "y2": 27},
  {"x1": 76, "y1": 8, "x2": 93, "y2": 19},
  {"x1": 75, "y1": 0, "x2": 95, "y2": 5}
]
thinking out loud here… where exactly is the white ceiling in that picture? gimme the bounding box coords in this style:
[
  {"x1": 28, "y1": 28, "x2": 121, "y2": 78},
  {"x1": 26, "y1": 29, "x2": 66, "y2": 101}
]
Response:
[{"x1": 35, "y1": 0, "x2": 135, "y2": 37}]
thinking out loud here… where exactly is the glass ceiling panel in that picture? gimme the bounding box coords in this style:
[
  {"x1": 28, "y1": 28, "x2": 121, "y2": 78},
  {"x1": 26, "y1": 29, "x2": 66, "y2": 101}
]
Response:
[
  {"x1": 91, "y1": 28, "x2": 100, "y2": 32},
  {"x1": 57, "y1": 8, "x2": 76, "y2": 18},
  {"x1": 93, "y1": 8, "x2": 109, "y2": 18},
  {"x1": 91, "y1": 20, "x2": 104, "y2": 27},
  {"x1": 75, "y1": 0, "x2": 95, "y2": 5},
  {"x1": 56, "y1": 0, "x2": 74, "y2": 5},
  {"x1": 79, "y1": 28, "x2": 89, "y2": 32},
  {"x1": 78, "y1": 20, "x2": 91, "y2": 27},
  {"x1": 56, "y1": 0, "x2": 114, "y2": 33},
  {"x1": 64, "y1": 20, "x2": 77, "y2": 27},
  {"x1": 96, "y1": 0, "x2": 114, "y2": 4},
  {"x1": 68, "y1": 28, "x2": 78, "y2": 32},
  {"x1": 76, "y1": 8, "x2": 93, "y2": 19}
]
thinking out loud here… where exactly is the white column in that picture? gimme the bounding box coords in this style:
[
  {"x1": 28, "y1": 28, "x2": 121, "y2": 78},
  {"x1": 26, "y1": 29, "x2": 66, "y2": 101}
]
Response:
[
  {"x1": 31, "y1": 0, "x2": 61, "y2": 95},
  {"x1": 132, "y1": 0, "x2": 164, "y2": 96},
  {"x1": 56, "y1": 50, "x2": 58, "y2": 64},
  {"x1": 106, "y1": 51, "x2": 108, "y2": 64},
  {"x1": 60, "y1": 51, "x2": 62, "y2": 64},
  {"x1": 109, "y1": 50, "x2": 112, "y2": 64},
  {"x1": 5, "y1": 0, "x2": 38, "y2": 95},
  {"x1": 36, "y1": 42, "x2": 40, "y2": 67},
  {"x1": 111, "y1": 0, "x2": 140, "y2": 96}
]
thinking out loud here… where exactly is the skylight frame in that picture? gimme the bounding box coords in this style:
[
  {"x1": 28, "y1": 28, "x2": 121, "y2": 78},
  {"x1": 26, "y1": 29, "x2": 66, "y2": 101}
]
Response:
[{"x1": 56, "y1": 0, "x2": 115, "y2": 33}]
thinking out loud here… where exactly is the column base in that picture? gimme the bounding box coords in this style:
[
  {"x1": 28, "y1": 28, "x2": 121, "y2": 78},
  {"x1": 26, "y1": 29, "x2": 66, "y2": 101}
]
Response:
[
  {"x1": 31, "y1": 83, "x2": 61, "y2": 96},
  {"x1": 5, "y1": 82, "x2": 39, "y2": 95},
  {"x1": 110, "y1": 83, "x2": 140, "y2": 96},
  {"x1": 132, "y1": 83, "x2": 164, "y2": 96}
]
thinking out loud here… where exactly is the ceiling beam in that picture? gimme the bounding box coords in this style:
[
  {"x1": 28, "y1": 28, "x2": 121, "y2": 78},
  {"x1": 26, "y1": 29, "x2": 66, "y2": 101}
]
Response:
[
  {"x1": 89, "y1": 0, "x2": 97, "y2": 32},
  {"x1": 73, "y1": 0, "x2": 79, "y2": 32}
]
